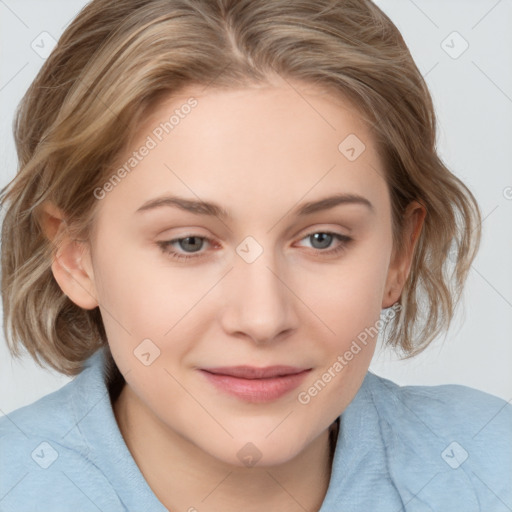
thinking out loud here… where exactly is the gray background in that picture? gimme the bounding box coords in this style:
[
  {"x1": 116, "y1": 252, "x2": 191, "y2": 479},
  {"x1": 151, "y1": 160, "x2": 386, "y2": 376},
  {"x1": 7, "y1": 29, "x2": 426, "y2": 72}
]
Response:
[{"x1": 1, "y1": 0, "x2": 511, "y2": 415}]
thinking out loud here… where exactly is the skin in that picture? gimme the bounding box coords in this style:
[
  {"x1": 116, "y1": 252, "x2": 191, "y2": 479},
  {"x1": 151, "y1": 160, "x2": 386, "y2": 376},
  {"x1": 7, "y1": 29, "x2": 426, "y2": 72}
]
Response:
[{"x1": 41, "y1": 77, "x2": 425, "y2": 511}]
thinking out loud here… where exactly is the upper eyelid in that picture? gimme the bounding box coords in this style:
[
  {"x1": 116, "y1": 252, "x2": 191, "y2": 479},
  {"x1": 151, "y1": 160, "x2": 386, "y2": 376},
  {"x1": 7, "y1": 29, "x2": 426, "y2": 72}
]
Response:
[{"x1": 164, "y1": 224, "x2": 352, "y2": 241}]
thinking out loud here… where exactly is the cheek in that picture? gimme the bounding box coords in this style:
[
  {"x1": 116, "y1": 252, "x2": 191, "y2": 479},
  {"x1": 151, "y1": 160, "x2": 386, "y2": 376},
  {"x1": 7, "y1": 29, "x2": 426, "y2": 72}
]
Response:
[
  {"x1": 93, "y1": 219, "x2": 392, "y2": 370},
  {"x1": 92, "y1": 228, "x2": 186, "y2": 324},
  {"x1": 304, "y1": 245, "x2": 391, "y2": 341},
  {"x1": 295, "y1": 255, "x2": 390, "y2": 416},
  {"x1": 91, "y1": 233, "x2": 214, "y2": 371}
]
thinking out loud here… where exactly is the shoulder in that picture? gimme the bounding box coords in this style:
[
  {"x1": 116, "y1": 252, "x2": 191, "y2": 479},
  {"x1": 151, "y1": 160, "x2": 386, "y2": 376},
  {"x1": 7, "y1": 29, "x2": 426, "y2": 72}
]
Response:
[
  {"x1": 0, "y1": 375, "x2": 78, "y2": 440},
  {"x1": 363, "y1": 371, "x2": 512, "y2": 509},
  {"x1": 0, "y1": 356, "x2": 125, "y2": 511},
  {"x1": 365, "y1": 371, "x2": 512, "y2": 439}
]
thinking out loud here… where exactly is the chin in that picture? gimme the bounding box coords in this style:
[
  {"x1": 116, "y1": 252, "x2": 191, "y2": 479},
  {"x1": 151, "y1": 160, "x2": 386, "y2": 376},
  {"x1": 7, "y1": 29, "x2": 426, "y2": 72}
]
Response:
[{"x1": 201, "y1": 429, "x2": 309, "y2": 469}]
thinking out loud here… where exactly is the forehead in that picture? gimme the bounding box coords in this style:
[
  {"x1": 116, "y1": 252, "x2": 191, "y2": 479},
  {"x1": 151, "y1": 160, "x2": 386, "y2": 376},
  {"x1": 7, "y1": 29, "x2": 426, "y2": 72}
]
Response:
[
  {"x1": 144, "y1": 80, "x2": 372, "y2": 145},
  {"x1": 93, "y1": 80, "x2": 388, "y2": 228}
]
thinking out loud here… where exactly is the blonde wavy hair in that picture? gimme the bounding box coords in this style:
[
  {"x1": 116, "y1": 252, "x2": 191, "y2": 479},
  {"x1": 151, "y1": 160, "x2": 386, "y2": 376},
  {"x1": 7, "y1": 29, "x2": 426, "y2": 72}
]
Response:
[{"x1": 0, "y1": 0, "x2": 481, "y2": 376}]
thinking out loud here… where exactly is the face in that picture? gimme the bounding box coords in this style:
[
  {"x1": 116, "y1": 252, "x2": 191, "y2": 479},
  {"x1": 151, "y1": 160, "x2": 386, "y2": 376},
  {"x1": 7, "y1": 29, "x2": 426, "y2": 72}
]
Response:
[{"x1": 52, "y1": 78, "x2": 417, "y2": 467}]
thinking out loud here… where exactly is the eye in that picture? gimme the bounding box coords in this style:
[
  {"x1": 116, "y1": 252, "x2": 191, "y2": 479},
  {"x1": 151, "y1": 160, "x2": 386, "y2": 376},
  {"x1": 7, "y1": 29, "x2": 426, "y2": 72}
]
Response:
[
  {"x1": 156, "y1": 231, "x2": 353, "y2": 262},
  {"x1": 157, "y1": 235, "x2": 214, "y2": 262},
  {"x1": 295, "y1": 231, "x2": 352, "y2": 256}
]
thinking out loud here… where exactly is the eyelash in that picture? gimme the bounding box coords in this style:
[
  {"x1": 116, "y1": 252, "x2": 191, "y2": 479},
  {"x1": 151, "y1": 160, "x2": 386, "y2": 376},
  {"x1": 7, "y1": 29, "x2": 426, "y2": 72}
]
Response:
[{"x1": 156, "y1": 231, "x2": 352, "y2": 262}]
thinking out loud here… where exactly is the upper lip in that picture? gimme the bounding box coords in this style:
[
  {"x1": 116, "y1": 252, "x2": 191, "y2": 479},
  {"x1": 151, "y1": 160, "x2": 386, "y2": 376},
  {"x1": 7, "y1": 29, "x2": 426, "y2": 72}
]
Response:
[{"x1": 201, "y1": 366, "x2": 310, "y2": 379}]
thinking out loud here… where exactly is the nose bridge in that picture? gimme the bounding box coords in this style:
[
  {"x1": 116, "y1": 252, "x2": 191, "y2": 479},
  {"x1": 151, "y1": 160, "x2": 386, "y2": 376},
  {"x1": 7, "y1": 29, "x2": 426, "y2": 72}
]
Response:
[{"x1": 221, "y1": 234, "x2": 297, "y2": 343}]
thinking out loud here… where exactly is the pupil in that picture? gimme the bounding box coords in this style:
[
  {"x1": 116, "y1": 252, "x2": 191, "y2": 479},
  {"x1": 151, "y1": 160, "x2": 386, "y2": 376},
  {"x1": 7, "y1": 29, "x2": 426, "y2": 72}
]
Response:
[
  {"x1": 312, "y1": 233, "x2": 332, "y2": 249},
  {"x1": 181, "y1": 236, "x2": 202, "y2": 252}
]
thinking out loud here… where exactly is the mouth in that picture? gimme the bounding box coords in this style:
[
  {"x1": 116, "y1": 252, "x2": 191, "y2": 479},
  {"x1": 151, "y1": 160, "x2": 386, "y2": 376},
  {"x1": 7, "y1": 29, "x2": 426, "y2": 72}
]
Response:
[
  {"x1": 199, "y1": 365, "x2": 311, "y2": 403},
  {"x1": 201, "y1": 365, "x2": 308, "y2": 379}
]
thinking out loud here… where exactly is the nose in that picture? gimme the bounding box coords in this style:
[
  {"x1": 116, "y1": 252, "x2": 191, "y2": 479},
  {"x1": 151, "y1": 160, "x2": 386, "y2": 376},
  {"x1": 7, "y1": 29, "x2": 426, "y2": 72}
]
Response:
[{"x1": 219, "y1": 246, "x2": 300, "y2": 345}]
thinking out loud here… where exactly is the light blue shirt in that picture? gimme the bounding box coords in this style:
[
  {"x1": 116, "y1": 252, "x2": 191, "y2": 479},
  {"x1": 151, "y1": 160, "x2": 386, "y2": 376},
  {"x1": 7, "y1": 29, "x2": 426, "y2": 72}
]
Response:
[{"x1": 1, "y1": 345, "x2": 511, "y2": 511}]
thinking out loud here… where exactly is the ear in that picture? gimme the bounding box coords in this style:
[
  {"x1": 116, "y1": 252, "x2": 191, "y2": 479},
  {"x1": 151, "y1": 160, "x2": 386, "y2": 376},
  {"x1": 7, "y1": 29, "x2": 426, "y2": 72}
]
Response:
[
  {"x1": 39, "y1": 201, "x2": 98, "y2": 310},
  {"x1": 382, "y1": 201, "x2": 426, "y2": 308}
]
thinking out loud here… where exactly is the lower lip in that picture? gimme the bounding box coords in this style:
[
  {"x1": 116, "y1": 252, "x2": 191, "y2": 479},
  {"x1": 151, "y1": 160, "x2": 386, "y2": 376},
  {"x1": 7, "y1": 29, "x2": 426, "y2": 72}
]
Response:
[{"x1": 199, "y1": 369, "x2": 311, "y2": 403}]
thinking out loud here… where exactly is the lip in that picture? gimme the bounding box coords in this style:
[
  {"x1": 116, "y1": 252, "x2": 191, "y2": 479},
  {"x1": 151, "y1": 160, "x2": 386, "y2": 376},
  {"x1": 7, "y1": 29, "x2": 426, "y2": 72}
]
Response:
[{"x1": 199, "y1": 365, "x2": 311, "y2": 403}]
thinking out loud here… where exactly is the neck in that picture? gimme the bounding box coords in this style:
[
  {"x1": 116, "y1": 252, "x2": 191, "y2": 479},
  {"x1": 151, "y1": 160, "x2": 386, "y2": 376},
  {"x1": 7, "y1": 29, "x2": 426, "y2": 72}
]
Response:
[{"x1": 113, "y1": 383, "x2": 336, "y2": 512}]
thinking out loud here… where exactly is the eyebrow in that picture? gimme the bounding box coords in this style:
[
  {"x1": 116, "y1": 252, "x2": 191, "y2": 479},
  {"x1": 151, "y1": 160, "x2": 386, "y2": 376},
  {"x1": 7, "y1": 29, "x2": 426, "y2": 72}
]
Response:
[{"x1": 135, "y1": 193, "x2": 374, "y2": 219}]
